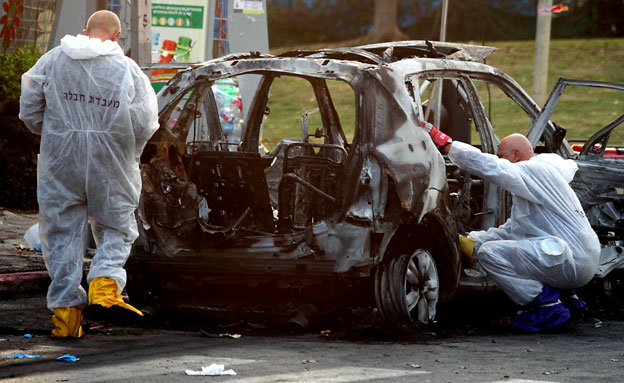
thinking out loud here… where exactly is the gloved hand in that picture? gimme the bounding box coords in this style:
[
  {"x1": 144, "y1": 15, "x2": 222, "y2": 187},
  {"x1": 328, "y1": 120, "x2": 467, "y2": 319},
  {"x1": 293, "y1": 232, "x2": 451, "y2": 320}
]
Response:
[
  {"x1": 459, "y1": 234, "x2": 475, "y2": 259},
  {"x1": 422, "y1": 122, "x2": 452, "y2": 147}
]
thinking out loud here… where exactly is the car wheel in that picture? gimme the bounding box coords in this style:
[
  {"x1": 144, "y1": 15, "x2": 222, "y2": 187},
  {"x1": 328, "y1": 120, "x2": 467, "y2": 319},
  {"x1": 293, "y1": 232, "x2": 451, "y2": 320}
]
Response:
[{"x1": 375, "y1": 249, "x2": 439, "y2": 325}]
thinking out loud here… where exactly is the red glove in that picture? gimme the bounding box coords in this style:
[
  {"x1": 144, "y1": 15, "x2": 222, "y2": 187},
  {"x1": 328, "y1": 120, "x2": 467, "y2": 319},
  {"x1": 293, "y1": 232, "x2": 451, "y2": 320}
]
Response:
[{"x1": 422, "y1": 122, "x2": 452, "y2": 147}]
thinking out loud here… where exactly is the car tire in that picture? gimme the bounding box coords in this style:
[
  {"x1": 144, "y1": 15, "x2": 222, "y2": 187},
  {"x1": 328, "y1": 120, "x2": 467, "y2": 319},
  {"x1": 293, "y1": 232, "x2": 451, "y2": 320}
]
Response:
[{"x1": 375, "y1": 249, "x2": 439, "y2": 326}]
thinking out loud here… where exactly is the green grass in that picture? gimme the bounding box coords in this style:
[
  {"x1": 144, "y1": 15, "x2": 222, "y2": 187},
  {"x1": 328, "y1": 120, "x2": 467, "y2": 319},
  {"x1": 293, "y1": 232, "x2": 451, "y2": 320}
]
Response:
[
  {"x1": 262, "y1": 76, "x2": 356, "y2": 149},
  {"x1": 477, "y1": 38, "x2": 624, "y2": 145},
  {"x1": 261, "y1": 38, "x2": 624, "y2": 149}
]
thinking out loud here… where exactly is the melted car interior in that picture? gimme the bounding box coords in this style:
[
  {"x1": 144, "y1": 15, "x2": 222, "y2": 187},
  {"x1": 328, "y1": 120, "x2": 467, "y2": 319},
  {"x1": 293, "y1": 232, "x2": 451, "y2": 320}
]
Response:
[{"x1": 141, "y1": 73, "x2": 355, "y2": 241}]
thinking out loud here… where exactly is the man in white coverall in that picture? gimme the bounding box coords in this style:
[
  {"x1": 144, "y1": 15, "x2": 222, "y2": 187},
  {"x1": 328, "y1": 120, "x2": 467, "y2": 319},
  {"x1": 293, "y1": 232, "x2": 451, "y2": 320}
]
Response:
[
  {"x1": 426, "y1": 124, "x2": 600, "y2": 331},
  {"x1": 19, "y1": 10, "x2": 159, "y2": 338}
]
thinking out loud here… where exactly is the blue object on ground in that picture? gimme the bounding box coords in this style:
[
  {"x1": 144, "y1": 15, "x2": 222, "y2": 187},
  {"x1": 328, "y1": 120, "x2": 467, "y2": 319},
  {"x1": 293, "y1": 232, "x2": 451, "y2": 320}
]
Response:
[
  {"x1": 24, "y1": 334, "x2": 32, "y2": 338},
  {"x1": 568, "y1": 296, "x2": 588, "y2": 311},
  {"x1": 563, "y1": 289, "x2": 589, "y2": 313},
  {"x1": 56, "y1": 354, "x2": 79, "y2": 362},
  {"x1": 512, "y1": 286, "x2": 571, "y2": 332},
  {"x1": 6, "y1": 353, "x2": 40, "y2": 359}
]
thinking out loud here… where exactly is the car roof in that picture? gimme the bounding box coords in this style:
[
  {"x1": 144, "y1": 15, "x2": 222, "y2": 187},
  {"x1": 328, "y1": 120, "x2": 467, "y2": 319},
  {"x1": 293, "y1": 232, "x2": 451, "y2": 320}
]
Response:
[
  {"x1": 156, "y1": 41, "x2": 503, "y2": 102},
  {"x1": 148, "y1": 40, "x2": 496, "y2": 73},
  {"x1": 277, "y1": 40, "x2": 497, "y2": 65}
]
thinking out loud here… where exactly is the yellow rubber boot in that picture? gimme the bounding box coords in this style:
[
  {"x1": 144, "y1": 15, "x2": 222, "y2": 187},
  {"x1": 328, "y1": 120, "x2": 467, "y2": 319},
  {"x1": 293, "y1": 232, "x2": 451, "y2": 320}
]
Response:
[
  {"x1": 51, "y1": 307, "x2": 84, "y2": 338},
  {"x1": 459, "y1": 235, "x2": 476, "y2": 259},
  {"x1": 88, "y1": 277, "x2": 143, "y2": 316}
]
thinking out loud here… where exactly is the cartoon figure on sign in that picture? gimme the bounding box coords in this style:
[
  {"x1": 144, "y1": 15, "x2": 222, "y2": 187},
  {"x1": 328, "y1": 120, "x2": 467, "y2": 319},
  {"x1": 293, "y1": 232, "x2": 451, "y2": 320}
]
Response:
[
  {"x1": 0, "y1": 0, "x2": 24, "y2": 52},
  {"x1": 151, "y1": 39, "x2": 178, "y2": 93}
]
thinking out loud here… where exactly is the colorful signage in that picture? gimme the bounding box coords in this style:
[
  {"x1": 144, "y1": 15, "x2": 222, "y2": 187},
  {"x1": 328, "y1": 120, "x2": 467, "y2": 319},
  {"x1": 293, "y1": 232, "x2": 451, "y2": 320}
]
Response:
[{"x1": 151, "y1": 0, "x2": 208, "y2": 92}]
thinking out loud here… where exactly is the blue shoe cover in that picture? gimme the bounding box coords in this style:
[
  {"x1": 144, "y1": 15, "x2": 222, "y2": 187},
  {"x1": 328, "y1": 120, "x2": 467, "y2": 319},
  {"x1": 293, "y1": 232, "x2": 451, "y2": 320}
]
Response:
[
  {"x1": 512, "y1": 286, "x2": 571, "y2": 332},
  {"x1": 563, "y1": 289, "x2": 588, "y2": 313},
  {"x1": 568, "y1": 297, "x2": 588, "y2": 312}
]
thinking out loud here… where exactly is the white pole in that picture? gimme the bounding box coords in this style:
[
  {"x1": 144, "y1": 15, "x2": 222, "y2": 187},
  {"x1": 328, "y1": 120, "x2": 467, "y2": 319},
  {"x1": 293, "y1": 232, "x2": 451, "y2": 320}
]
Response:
[
  {"x1": 439, "y1": 0, "x2": 448, "y2": 42},
  {"x1": 532, "y1": 0, "x2": 552, "y2": 105},
  {"x1": 131, "y1": 0, "x2": 152, "y2": 69},
  {"x1": 434, "y1": 0, "x2": 449, "y2": 128}
]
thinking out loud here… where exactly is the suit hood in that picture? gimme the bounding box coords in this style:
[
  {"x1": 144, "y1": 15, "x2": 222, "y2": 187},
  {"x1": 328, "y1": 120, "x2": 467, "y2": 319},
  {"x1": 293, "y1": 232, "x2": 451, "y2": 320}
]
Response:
[{"x1": 60, "y1": 34, "x2": 124, "y2": 60}]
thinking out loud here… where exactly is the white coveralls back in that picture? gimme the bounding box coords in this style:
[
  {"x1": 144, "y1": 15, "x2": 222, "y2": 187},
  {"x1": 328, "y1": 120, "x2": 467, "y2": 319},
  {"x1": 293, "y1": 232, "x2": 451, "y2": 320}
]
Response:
[
  {"x1": 19, "y1": 34, "x2": 159, "y2": 309},
  {"x1": 448, "y1": 142, "x2": 600, "y2": 305}
]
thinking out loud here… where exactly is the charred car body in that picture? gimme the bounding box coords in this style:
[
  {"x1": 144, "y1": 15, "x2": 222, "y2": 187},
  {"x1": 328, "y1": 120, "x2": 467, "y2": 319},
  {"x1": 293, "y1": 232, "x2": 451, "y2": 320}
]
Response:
[{"x1": 127, "y1": 41, "x2": 624, "y2": 326}]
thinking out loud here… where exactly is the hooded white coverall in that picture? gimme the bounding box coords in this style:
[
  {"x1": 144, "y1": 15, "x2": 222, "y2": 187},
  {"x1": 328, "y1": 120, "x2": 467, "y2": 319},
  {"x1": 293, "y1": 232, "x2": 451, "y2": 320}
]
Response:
[
  {"x1": 19, "y1": 34, "x2": 159, "y2": 309},
  {"x1": 448, "y1": 142, "x2": 600, "y2": 305}
]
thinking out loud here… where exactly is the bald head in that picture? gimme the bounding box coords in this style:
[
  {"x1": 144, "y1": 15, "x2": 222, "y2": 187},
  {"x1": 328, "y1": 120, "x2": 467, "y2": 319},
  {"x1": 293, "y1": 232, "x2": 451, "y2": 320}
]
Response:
[
  {"x1": 497, "y1": 133, "x2": 534, "y2": 163},
  {"x1": 84, "y1": 10, "x2": 121, "y2": 42}
]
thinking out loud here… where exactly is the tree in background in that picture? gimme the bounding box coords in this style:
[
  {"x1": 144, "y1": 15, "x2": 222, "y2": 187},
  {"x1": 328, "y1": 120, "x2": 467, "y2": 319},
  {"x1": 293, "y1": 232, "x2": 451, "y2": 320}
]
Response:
[
  {"x1": 0, "y1": 46, "x2": 41, "y2": 209},
  {"x1": 552, "y1": 0, "x2": 624, "y2": 38},
  {"x1": 266, "y1": 0, "x2": 623, "y2": 48},
  {"x1": 406, "y1": 0, "x2": 535, "y2": 41},
  {"x1": 369, "y1": 0, "x2": 406, "y2": 42},
  {"x1": 267, "y1": 0, "x2": 373, "y2": 47}
]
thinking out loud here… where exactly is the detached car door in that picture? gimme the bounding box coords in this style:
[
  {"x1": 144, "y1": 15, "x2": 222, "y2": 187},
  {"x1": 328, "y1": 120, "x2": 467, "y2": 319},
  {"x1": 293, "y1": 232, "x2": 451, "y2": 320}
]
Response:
[{"x1": 526, "y1": 78, "x2": 624, "y2": 278}]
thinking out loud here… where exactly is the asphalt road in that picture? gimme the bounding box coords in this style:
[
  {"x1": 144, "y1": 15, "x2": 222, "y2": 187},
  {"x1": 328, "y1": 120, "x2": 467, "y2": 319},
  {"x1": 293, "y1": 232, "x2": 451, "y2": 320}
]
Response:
[{"x1": 1, "y1": 293, "x2": 623, "y2": 383}]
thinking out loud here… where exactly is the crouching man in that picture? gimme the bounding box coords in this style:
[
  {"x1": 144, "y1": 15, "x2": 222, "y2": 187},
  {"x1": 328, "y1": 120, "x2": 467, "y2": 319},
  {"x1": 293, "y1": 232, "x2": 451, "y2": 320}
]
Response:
[{"x1": 427, "y1": 124, "x2": 600, "y2": 331}]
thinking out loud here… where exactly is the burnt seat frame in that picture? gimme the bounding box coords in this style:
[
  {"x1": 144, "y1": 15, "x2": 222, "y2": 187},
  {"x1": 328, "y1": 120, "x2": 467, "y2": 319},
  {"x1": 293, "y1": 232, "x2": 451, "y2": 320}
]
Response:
[{"x1": 278, "y1": 142, "x2": 348, "y2": 233}]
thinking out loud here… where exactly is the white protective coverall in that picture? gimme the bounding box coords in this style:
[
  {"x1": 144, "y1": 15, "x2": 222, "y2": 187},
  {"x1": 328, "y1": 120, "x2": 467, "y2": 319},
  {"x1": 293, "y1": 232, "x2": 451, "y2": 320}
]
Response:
[
  {"x1": 19, "y1": 34, "x2": 159, "y2": 309},
  {"x1": 448, "y1": 142, "x2": 600, "y2": 305}
]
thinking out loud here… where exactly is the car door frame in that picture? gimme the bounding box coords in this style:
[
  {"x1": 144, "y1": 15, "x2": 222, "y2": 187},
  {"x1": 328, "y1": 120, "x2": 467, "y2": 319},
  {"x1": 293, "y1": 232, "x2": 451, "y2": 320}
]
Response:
[{"x1": 526, "y1": 77, "x2": 624, "y2": 155}]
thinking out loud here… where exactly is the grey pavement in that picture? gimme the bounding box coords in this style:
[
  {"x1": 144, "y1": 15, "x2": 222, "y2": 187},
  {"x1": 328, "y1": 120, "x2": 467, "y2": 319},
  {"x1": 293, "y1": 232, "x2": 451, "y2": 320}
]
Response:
[
  {"x1": 1, "y1": 293, "x2": 623, "y2": 383},
  {"x1": 0, "y1": 209, "x2": 93, "y2": 295},
  {"x1": 0, "y1": 210, "x2": 49, "y2": 295}
]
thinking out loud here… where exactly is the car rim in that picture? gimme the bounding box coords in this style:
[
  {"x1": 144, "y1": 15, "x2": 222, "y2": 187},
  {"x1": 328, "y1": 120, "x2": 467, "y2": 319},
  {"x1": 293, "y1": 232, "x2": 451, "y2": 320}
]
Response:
[
  {"x1": 375, "y1": 249, "x2": 439, "y2": 325},
  {"x1": 403, "y1": 249, "x2": 439, "y2": 324}
]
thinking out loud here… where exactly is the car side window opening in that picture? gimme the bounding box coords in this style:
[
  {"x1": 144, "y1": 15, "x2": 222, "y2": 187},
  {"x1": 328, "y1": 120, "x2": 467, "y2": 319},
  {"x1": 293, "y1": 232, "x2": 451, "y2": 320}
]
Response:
[
  {"x1": 406, "y1": 76, "x2": 475, "y2": 146},
  {"x1": 159, "y1": 82, "x2": 234, "y2": 152},
  {"x1": 239, "y1": 74, "x2": 355, "y2": 230},
  {"x1": 262, "y1": 75, "x2": 354, "y2": 151},
  {"x1": 163, "y1": 85, "x2": 207, "y2": 141},
  {"x1": 263, "y1": 76, "x2": 324, "y2": 150},
  {"x1": 471, "y1": 78, "x2": 534, "y2": 148},
  {"x1": 269, "y1": 76, "x2": 353, "y2": 229},
  {"x1": 407, "y1": 74, "x2": 519, "y2": 232},
  {"x1": 549, "y1": 86, "x2": 624, "y2": 156}
]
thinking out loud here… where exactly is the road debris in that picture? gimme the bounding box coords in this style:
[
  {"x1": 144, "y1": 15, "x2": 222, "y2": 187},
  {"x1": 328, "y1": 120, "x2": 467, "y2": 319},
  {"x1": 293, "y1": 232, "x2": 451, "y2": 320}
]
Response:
[
  {"x1": 543, "y1": 367, "x2": 569, "y2": 375},
  {"x1": 6, "y1": 353, "x2": 40, "y2": 359},
  {"x1": 23, "y1": 223, "x2": 41, "y2": 251},
  {"x1": 24, "y1": 333, "x2": 32, "y2": 338},
  {"x1": 185, "y1": 364, "x2": 236, "y2": 376},
  {"x1": 56, "y1": 354, "x2": 79, "y2": 362},
  {"x1": 407, "y1": 364, "x2": 421, "y2": 368},
  {"x1": 220, "y1": 333, "x2": 241, "y2": 339},
  {"x1": 199, "y1": 329, "x2": 241, "y2": 338}
]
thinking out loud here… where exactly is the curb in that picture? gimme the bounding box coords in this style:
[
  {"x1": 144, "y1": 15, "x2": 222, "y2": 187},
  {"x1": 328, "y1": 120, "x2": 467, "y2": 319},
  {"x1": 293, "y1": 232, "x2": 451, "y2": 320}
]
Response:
[{"x1": 0, "y1": 271, "x2": 49, "y2": 295}]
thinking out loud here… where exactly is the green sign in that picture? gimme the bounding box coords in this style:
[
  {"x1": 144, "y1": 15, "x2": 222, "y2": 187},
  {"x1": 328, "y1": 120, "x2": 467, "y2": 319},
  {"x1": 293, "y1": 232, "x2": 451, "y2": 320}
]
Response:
[{"x1": 152, "y1": 4, "x2": 204, "y2": 29}]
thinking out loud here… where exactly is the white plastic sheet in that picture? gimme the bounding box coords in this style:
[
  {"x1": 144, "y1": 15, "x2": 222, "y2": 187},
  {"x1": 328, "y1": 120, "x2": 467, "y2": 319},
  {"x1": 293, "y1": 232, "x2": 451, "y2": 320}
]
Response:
[
  {"x1": 23, "y1": 223, "x2": 41, "y2": 251},
  {"x1": 185, "y1": 364, "x2": 237, "y2": 376}
]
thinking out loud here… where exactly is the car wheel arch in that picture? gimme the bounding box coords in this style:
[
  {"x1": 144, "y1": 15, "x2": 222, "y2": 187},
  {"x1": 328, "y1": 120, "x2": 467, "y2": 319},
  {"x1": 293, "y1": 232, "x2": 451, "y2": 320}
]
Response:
[{"x1": 376, "y1": 214, "x2": 461, "y2": 301}]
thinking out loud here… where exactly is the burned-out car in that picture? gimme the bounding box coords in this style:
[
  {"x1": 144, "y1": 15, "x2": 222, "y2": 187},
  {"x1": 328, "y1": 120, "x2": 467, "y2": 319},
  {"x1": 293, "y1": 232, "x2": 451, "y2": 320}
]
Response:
[{"x1": 127, "y1": 41, "x2": 624, "y2": 326}]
